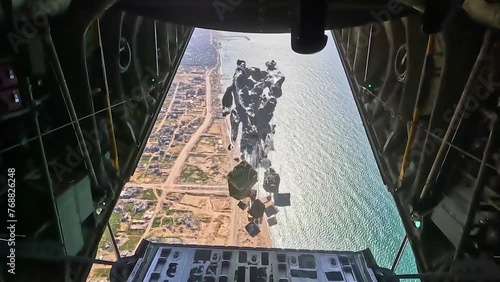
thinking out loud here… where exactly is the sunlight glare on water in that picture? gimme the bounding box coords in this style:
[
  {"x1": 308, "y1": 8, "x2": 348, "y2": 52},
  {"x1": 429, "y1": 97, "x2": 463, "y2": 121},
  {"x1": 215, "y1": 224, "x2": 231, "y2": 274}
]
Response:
[{"x1": 215, "y1": 29, "x2": 418, "y2": 275}]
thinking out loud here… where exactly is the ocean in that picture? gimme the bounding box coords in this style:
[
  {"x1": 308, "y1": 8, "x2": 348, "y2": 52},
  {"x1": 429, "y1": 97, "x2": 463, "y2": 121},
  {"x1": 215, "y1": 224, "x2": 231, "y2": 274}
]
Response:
[{"x1": 214, "y1": 29, "x2": 419, "y2": 275}]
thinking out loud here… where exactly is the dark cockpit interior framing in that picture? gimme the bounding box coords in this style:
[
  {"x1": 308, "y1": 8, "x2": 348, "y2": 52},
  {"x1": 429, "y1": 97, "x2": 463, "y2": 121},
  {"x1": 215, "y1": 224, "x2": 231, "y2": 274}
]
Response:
[{"x1": 2, "y1": 0, "x2": 500, "y2": 281}]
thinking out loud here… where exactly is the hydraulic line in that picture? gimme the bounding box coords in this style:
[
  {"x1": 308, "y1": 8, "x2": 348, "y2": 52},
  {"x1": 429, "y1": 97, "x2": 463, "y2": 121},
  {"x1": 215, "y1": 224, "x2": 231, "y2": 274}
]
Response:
[
  {"x1": 107, "y1": 222, "x2": 121, "y2": 261},
  {"x1": 363, "y1": 25, "x2": 373, "y2": 82},
  {"x1": 358, "y1": 86, "x2": 497, "y2": 172},
  {"x1": 97, "y1": 19, "x2": 120, "y2": 170},
  {"x1": 42, "y1": 27, "x2": 100, "y2": 189},
  {"x1": 27, "y1": 79, "x2": 66, "y2": 254},
  {"x1": 391, "y1": 234, "x2": 409, "y2": 272},
  {"x1": 420, "y1": 30, "x2": 492, "y2": 199},
  {"x1": 398, "y1": 34, "x2": 436, "y2": 182},
  {"x1": 454, "y1": 111, "x2": 498, "y2": 260}
]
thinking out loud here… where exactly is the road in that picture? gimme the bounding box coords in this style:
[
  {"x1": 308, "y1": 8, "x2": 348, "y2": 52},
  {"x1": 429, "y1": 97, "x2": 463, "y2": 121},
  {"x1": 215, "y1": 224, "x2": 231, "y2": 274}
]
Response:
[
  {"x1": 174, "y1": 184, "x2": 226, "y2": 189},
  {"x1": 164, "y1": 189, "x2": 227, "y2": 195},
  {"x1": 228, "y1": 198, "x2": 238, "y2": 245},
  {"x1": 163, "y1": 67, "x2": 214, "y2": 189},
  {"x1": 220, "y1": 103, "x2": 239, "y2": 246},
  {"x1": 139, "y1": 59, "x2": 218, "y2": 244},
  {"x1": 127, "y1": 183, "x2": 226, "y2": 189},
  {"x1": 130, "y1": 83, "x2": 179, "y2": 182},
  {"x1": 154, "y1": 82, "x2": 179, "y2": 134}
]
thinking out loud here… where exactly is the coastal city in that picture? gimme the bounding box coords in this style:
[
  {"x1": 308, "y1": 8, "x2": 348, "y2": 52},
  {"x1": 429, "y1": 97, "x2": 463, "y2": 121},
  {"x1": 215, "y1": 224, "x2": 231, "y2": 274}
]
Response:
[{"x1": 87, "y1": 30, "x2": 271, "y2": 281}]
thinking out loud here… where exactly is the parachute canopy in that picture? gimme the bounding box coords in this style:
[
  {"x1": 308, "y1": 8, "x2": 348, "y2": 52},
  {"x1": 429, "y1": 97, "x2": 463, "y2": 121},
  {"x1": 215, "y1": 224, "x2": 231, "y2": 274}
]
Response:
[
  {"x1": 227, "y1": 161, "x2": 258, "y2": 200},
  {"x1": 263, "y1": 168, "x2": 280, "y2": 193},
  {"x1": 248, "y1": 199, "x2": 266, "y2": 219}
]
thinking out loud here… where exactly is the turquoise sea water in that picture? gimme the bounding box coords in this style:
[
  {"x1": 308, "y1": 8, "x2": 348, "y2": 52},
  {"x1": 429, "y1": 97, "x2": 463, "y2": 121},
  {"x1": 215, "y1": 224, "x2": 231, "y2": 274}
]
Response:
[{"x1": 215, "y1": 30, "x2": 418, "y2": 275}]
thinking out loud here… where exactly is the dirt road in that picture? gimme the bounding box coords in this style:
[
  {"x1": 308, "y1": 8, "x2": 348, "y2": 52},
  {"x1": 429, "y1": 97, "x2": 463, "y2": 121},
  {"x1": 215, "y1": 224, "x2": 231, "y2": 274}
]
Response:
[
  {"x1": 154, "y1": 83, "x2": 179, "y2": 134},
  {"x1": 228, "y1": 198, "x2": 238, "y2": 246},
  {"x1": 219, "y1": 114, "x2": 240, "y2": 245},
  {"x1": 126, "y1": 183, "x2": 226, "y2": 189},
  {"x1": 139, "y1": 60, "x2": 218, "y2": 244}
]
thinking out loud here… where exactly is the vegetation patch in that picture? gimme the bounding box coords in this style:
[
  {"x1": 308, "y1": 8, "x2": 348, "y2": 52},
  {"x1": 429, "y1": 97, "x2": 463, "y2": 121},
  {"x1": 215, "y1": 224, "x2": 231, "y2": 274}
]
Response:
[
  {"x1": 124, "y1": 202, "x2": 134, "y2": 212},
  {"x1": 109, "y1": 212, "x2": 120, "y2": 232},
  {"x1": 163, "y1": 217, "x2": 174, "y2": 225},
  {"x1": 140, "y1": 189, "x2": 157, "y2": 200},
  {"x1": 152, "y1": 217, "x2": 162, "y2": 228},
  {"x1": 91, "y1": 268, "x2": 110, "y2": 279},
  {"x1": 139, "y1": 154, "x2": 151, "y2": 163},
  {"x1": 120, "y1": 236, "x2": 141, "y2": 252},
  {"x1": 98, "y1": 212, "x2": 121, "y2": 248},
  {"x1": 131, "y1": 211, "x2": 145, "y2": 220},
  {"x1": 165, "y1": 209, "x2": 189, "y2": 216},
  {"x1": 179, "y1": 164, "x2": 209, "y2": 183},
  {"x1": 126, "y1": 229, "x2": 145, "y2": 236}
]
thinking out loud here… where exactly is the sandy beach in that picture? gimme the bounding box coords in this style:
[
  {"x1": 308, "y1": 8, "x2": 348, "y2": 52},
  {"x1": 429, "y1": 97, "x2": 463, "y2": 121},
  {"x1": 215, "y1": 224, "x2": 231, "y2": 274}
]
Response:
[{"x1": 212, "y1": 35, "x2": 273, "y2": 248}]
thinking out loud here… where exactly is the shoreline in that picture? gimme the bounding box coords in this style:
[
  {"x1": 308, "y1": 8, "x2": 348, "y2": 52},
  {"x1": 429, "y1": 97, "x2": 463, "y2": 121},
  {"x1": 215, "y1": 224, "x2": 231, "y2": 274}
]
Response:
[{"x1": 211, "y1": 30, "x2": 274, "y2": 249}]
